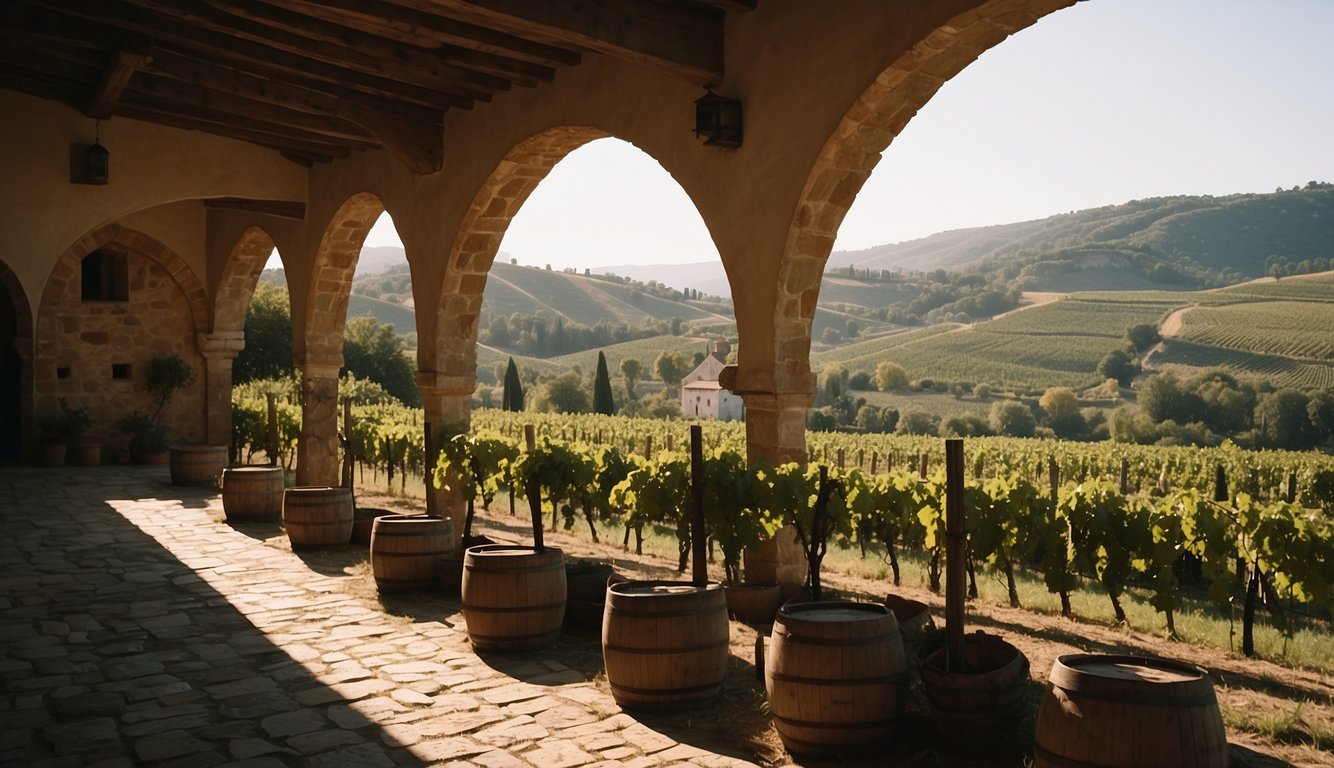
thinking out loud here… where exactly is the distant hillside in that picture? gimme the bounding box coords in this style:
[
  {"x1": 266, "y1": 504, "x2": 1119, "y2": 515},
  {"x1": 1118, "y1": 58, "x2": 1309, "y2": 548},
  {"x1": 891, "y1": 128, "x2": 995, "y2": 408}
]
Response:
[{"x1": 828, "y1": 184, "x2": 1334, "y2": 291}]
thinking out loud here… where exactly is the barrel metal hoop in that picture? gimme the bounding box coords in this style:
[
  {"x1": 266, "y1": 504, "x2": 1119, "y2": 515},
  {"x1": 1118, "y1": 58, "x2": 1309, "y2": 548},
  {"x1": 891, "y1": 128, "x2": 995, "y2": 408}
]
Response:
[
  {"x1": 610, "y1": 680, "x2": 722, "y2": 696},
  {"x1": 770, "y1": 713, "x2": 896, "y2": 730},
  {"x1": 462, "y1": 601, "x2": 566, "y2": 613},
  {"x1": 768, "y1": 671, "x2": 907, "y2": 687},
  {"x1": 609, "y1": 607, "x2": 725, "y2": 620},
  {"x1": 604, "y1": 640, "x2": 729, "y2": 655},
  {"x1": 772, "y1": 631, "x2": 900, "y2": 647},
  {"x1": 1053, "y1": 687, "x2": 1218, "y2": 708}
]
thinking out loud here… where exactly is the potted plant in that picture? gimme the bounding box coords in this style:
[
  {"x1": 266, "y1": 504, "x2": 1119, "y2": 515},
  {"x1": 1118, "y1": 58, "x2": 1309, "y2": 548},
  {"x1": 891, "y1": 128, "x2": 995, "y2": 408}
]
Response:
[
  {"x1": 118, "y1": 411, "x2": 169, "y2": 464},
  {"x1": 37, "y1": 398, "x2": 92, "y2": 466},
  {"x1": 704, "y1": 447, "x2": 782, "y2": 623}
]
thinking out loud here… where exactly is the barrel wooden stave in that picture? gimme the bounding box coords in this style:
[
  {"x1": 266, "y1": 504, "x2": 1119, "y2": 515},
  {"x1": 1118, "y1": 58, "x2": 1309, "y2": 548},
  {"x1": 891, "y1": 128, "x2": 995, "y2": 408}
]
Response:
[
  {"x1": 602, "y1": 581, "x2": 729, "y2": 711},
  {"x1": 282, "y1": 486, "x2": 353, "y2": 548},
  {"x1": 1034, "y1": 654, "x2": 1227, "y2": 768},
  {"x1": 919, "y1": 632, "x2": 1030, "y2": 751},
  {"x1": 764, "y1": 601, "x2": 907, "y2": 758},
  {"x1": 221, "y1": 466, "x2": 285, "y2": 522},
  {"x1": 461, "y1": 545, "x2": 565, "y2": 650},
  {"x1": 370, "y1": 515, "x2": 454, "y2": 592},
  {"x1": 170, "y1": 445, "x2": 229, "y2": 486}
]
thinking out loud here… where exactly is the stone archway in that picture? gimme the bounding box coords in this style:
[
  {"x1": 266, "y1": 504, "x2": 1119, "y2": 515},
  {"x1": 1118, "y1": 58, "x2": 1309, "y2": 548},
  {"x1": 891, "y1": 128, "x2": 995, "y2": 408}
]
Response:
[
  {"x1": 760, "y1": 0, "x2": 1075, "y2": 456},
  {"x1": 424, "y1": 125, "x2": 611, "y2": 417},
  {"x1": 36, "y1": 223, "x2": 211, "y2": 448},
  {"x1": 0, "y1": 258, "x2": 33, "y2": 460},
  {"x1": 297, "y1": 192, "x2": 385, "y2": 485},
  {"x1": 206, "y1": 226, "x2": 280, "y2": 446}
]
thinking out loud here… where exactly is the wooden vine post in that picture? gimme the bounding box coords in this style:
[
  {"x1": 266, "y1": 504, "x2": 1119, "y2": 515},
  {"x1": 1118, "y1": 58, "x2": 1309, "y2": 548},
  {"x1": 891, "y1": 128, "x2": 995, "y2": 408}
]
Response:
[
  {"x1": 265, "y1": 392, "x2": 278, "y2": 467},
  {"x1": 423, "y1": 420, "x2": 437, "y2": 518},
  {"x1": 524, "y1": 424, "x2": 543, "y2": 552},
  {"x1": 945, "y1": 438, "x2": 967, "y2": 671},
  {"x1": 690, "y1": 425, "x2": 707, "y2": 586},
  {"x1": 1049, "y1": 456, "x2": 1071, "y2": 617},
  {"x1": 341, "y1": 399, "x2": 354, "y2": 491}
]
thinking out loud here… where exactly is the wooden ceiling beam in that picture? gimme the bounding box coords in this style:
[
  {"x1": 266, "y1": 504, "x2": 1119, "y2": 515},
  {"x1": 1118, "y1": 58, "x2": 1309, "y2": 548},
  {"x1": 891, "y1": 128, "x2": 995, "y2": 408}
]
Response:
[
  {"x1": 29, "y1": 0, "x2": 480, "y2": 110},
  {"x1": 117, "y1": 94, "x2": 374, "y2": 153},
  {"x1": 205, "y1": 0, "x2": 521, "y2": 91},
  {"x1": 420, "y1": 0, "x2": 725, "y2": 85},
  {"x1": 130, "y1": 73, "x2": 377, "y2": 143},
  {"x1": 204, "y1": 197, "x2": 306, "y2": 219},
  {"x1": 257, "y1": 0, "x2": 557, "y2": 86},
  {"x1": 314, "y1": 0, "x2": 580, "y2": 68},
  {"x1": 115, "y1": 0, "x2": 503, "y2": 99},
  {"x1": 334, "y1": 101, "x2": 442, "y2": 174},
  {"x1": 86, "y1": 49, "x2": 151, "y2": 118}
]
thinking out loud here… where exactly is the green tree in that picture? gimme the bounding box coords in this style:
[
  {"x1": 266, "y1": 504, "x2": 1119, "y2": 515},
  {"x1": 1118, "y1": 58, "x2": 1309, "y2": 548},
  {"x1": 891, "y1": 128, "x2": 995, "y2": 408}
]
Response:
[
  {"x1": 1255, "y1": 389, "x2": 1315, "y2": 449},
  {"x1": 502, "y1": 357, "x2": 524, "y2": 412},
  {"x1": 1137, "y1": 372, "x2": 1182, "y2": 423},
  {"x1": 1309, "y1": 390, "x2": 1334, "y2": 443},
  {"x1": 1040, "y1": 387, "x2": 1087, "y2": 438},
  {"x1": 874, "y1": 361, "x2": 909, "y2": 391},
  {"x1": 234, "y1": 282, "x2": 293, "y2": 383},
  {"x1": 895, "y1": 410, "x2": 939, "y2": 436},
  {"x1": 653, "y1": 351, "x2": 692, "y2": 391},
  {"x1": 535, "y1": 371, "x2": 590, "y2": 413},
  {"x1": 620, "y1": 357, "x2": 643, "y2": 401},
  {"x1": 1126, "y1": 323, "x2": 1162, "y2": 353},
  {"x1": 989, "y1": 400, "x2": 1036, "y2": 437},
  {"x1": 341, "y1": 315, "x2": 419, "y2": 406},
  {"x1": 1097, "y1": 349, "x2": 1137, "y2": 386},
  {"x1": 593, "y1": 352, "x2": 616, "y2": 415}
]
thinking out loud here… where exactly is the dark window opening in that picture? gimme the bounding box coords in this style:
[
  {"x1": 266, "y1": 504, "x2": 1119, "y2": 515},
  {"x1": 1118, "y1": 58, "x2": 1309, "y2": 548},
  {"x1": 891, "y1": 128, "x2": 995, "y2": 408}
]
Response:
[
  {"x1": 57, "y1": 366, "x2": 71, "y2": 379},
  {"x1": 81, "y1": 249, "x2": 129, "y2": 301},
  {"x1": 111, "y1": 363, "x2": 130, "y2": 380}
]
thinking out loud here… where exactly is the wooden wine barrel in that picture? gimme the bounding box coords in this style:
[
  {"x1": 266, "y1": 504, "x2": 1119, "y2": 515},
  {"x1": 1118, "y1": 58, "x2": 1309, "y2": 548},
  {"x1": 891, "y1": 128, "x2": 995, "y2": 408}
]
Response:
[
  {"x1": 221, "y1": 466, "x2": 284, "y2": 522},
  {"x1": 169, "y1": 445, "x2": 229, "y2": 486},
  {"x1": 370, "y1": 515, "x2": 455, "y2": 592},
  {"x1": 883, "y1": 593, "x2": 933, "y2": 661},
  {"x1": 282, "y1": 486, "x2": 353, "y2": 549},
  {"x1": 461, "y1": 545, "x2": 565, "y2": 649},
  {"x1": 603, "y1": 581, "x2": 729, "y2": 711},
  {"x1": 724, "y1": 582, "x2": 781, "y2": 624},
  {"x1": 1034, "y1": 654, "x2": 1227, "y2": 768},
  {"x1": 765, "y1": 601, "x2": 907, "y2": 758},
  {"x1": 919, "y1": 632, "x2": 1030, "y2": 751}
]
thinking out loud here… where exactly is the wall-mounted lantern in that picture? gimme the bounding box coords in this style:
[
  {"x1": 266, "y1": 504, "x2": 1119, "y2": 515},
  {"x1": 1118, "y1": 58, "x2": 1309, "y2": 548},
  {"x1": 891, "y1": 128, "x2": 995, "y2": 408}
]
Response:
[
  {"x1": 70, "y1": 120, "x2": 109, "y2": 185},
  {"x1": 694, "y1": 89, "x2": 742, "y2": 148}
]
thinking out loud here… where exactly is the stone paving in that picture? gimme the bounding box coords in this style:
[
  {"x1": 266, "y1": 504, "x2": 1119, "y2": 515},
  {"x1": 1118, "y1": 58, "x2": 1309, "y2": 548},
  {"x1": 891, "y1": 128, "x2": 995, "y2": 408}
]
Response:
[{"x1": 0, "y1": 467, "x2": 763, "y2": 767}]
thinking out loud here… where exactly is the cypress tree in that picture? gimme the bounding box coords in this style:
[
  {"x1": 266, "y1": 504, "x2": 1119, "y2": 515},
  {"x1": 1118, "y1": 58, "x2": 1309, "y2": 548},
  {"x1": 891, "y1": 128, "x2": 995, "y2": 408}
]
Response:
[
  {"x1": 502, "y1": 357, "x2": 524, "y2": 412},
  {"x1": 593, "y1": 351, "x2": 616, "y2": 415}
]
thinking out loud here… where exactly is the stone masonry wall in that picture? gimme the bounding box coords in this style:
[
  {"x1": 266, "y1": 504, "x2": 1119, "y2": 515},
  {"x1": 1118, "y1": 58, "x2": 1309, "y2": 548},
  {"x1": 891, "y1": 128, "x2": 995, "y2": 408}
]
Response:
[{"x1": 35, "y1": 250, "x2": 205, "y2": 450}]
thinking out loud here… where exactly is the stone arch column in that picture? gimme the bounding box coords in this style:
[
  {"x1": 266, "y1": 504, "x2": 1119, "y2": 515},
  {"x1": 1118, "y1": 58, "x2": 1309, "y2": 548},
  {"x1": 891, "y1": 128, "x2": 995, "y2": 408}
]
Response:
[
  {"x1": 203, "y1": 226, "x2": 279, "y2": 447},
  {"x1": 297, "y1": 193, "x2": 385, "y2": 486},
  {"x1": 743, "y1": 0, "x2": 1073, "y2": 586},
  {"x1": 0, "y1": 258, "x2": 34, "y2": 459},
  {"x1": 417, "y1": 126, "x2": 611, "y2": 537}
]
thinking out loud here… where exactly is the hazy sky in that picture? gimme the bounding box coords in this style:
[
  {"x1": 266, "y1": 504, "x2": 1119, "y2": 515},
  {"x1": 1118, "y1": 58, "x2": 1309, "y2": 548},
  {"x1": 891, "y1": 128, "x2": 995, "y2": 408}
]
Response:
[{"x1": 364, "y1": 0, "x2": 1334, "y2": 268}]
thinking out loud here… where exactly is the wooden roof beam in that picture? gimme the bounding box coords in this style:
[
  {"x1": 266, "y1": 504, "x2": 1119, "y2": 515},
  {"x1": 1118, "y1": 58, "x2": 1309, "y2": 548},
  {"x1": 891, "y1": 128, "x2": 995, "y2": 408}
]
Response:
[
  {"x1": 204, "y1": 197, "x2": 306, "y2": 219},
  {"x1": 421, "y1": 0, "x2": 725, "y2": 85},
  {"x1": 30, "y1": 0, "x2": 481, "y2": 110},
  {"x1": 335, "y1": 101, "x2": 442, "y2": 174},
  {"x1": 86, "y1": 49, "x2": 151, "y2": 118},
  {"x1": 306, "y1": 0, "x2": 581, "y2": 68}
]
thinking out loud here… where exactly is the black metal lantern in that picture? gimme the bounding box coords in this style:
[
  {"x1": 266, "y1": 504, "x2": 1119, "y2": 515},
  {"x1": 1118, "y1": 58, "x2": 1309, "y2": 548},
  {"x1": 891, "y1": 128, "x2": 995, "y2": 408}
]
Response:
[
  {"x1": 84, "y1": 121, "x2": 109, "y2": 185},
  {"x1": 694, "y1": 89, "x2": 742, "y2": 148}
]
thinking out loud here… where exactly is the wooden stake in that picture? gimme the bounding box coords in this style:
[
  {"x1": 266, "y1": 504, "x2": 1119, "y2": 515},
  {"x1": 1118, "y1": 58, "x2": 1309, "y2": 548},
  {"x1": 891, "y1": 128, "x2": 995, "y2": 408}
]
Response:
[
  {"x1": 945, "y1": 438, "x2": 967, "y2": 672},
  {"x1": 424, "y1": 420, "x2": 437, "y2": 518},
  {"x1": 690, "y1": 425, "x2": 707, "y2": 587},
  {"x1": 524, "y1": 424, "x2": 542, "y2": 552},
  {"x1": 266, "y1": 392, "x2": 278, "y2": 467}
]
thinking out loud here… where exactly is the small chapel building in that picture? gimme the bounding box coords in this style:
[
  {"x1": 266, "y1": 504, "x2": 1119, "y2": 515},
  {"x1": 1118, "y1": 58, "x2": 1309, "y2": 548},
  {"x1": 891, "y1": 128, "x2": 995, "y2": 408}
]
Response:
[{"x1": 679, "y1": 339, "x2": 744, "y2": 421}]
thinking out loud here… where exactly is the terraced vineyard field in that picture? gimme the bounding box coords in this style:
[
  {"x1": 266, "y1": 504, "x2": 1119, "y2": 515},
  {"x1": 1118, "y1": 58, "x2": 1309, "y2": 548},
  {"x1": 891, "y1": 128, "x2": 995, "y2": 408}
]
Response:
[
  {"x1": 1155, "y1": 339, "x2": 1334, "y2": 390},
  {"x1": 1176, "y1": 301, "x2": 1334, "y2": 361},
  {"x1": 983, "y1": 298, "x2": 1174, "y2": 337}
]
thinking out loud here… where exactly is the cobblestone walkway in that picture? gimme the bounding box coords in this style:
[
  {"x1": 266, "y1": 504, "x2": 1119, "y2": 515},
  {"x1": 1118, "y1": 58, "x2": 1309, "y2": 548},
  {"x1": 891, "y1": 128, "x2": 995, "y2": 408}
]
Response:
[{"x1": 0, "y1": 467, "x2": 762, "y2": 768}]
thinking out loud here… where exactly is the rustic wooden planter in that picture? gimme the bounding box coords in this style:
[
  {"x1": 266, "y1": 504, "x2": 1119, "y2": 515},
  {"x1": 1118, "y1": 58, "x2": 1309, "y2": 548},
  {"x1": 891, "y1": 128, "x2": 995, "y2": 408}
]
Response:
[
  {"x1": 563, "y1": 562, "x2": 625, "y2": 631},
  {"x1": 221, "y1": 466, "x2": 284, "y2": 522},
  {"x1": 169, "y1": 445, "x2": 228, "y2": 486},
  {"x1": 603, "y1": 581, "x2": 729, "y2": 711},
  {"x1": 1033, "y1": 654, "x2": 1227, "y2": 768},
  {"x1": 883, "y1": 593, "x2": 934, "y2": 662},
  {"x1": 461, "y1": 545, "x2": 565, "y2": 650},
  {"x1": 724, "y1": 582, "x2": 781, "y2": 625},
  {"x1": 765, "y1": 601, "x2": 907, "y2": 759},
  {"x1": 919, "y1": 632, "x2": 1030, "y2": 751},
  {"x1": 370, "y1": 515, "x2": 454, "y2": 592},
  {"x1": 282, "y1": 486, "x2": 353, "y2": 549},
  {"x1": 78, "y1": 443, "x2": 101, "y2": 466}
]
